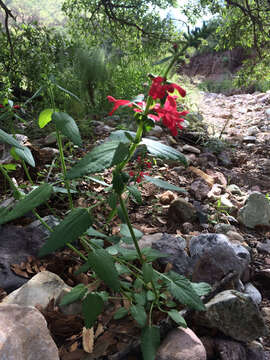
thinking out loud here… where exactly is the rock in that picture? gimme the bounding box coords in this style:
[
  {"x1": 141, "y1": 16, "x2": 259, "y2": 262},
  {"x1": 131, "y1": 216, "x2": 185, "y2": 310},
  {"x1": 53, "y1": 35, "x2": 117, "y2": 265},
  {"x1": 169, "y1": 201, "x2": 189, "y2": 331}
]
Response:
[
  {"x1": 148, "y1": 125, "x2": 164, "y2": 138},
  {"x1": 104, "y1": 115, "x2": 120, "y2": 126},
  {"x1": 0, "y1": 304, "x2": 59, "y2": 359},
  {"x1": 138, "y1": 233, "x2": 163, "y2": 249},
  {"x1": 243, "y1": 136, "x2": 257, "y2": 143},
  {"x1": 27, "y1": 215, "x2": 60, "y2": 237},
  {"x1": 94, "y1": 124, "x2": 114, "y2": 135},
  {"x1": 226, "y1": 231, "x2": 244, "y2": 243},
  {"x1": 0, "y1": 225, "x2": 47, "y2": 293},
  {"x1": 257, "y1": 239, "x2": 270, "y2": 254},
  {"x1": 190, "y1": 179, "x2": 210, "y2": 201},
  {"x1": 168, "y1": 198, "x2": 197, "y2": 224},
  {"x1": 152, "y1": 233, "x2": 192, "y2": 277},
  {"x1": 39, "y1": 147, "x2": 59, "y2": 161},
  {"x1": 190, "y1": 234, "x2": 250, "y2": 285},
  {"x1": 227, "y1": 184, "x2": 243, "y2": 195},
  {"x1": 197, "y1": 152, "x2": 218, "y2": 168},
  {"x1": 244, "y1": 283, "x2": 262, "y2": 305},
  {"x1": 182, "y1": 222, "x2": 194, "y2": 234},
  {"x1": 247, "y1": 126, "x2": 259, "y2": 136},
  {"x1": 159, "y1": 190, "x2": 177, "y2": 205},
  {"x1": 195, "y1": 290, "x2": 267, "y2": 342},
  {"x1": 186, "y1": 153, "x2": 197, "y2": 165},
  {"x1": 214, "y1": 223, "x2": 236, "y2": 234},
  {"x1": 220, "y1": 194, "x2": 236, "y2": 211},
  {"x1": 238, "y1": 192, "x2": 270, "y2": 228},
  {"x1": 156, "y1": 327, "x2": 207, "y2": 360},
  {"x1": 183, "y1": 144, "x2": 201, "y2": 154},
  {"x1": 217, "y1": 151, "x2": 232, "y2": 167},
  {"x1": 246, "y1": 341, "x2": 266, "y2": 360},
  {"x1": 265, "y1": 108, "x2": 270, "y2": 121},
  {"x1": 207, "y1": 183, "x2": 223, "y2": 199},
  {"x1": 44, "y1": 132, "x2": 57, "y2": 145},
  {"x1": 215, "y1": 338, "x2": 247, "y2": 360}
]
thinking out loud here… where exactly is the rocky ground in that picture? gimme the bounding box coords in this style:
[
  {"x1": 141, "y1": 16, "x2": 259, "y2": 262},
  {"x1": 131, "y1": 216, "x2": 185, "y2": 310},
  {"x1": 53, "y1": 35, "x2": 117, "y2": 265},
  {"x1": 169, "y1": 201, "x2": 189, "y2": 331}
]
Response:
[{"x1": 0, "y1": 89, "x2": 270, "y2": 360}]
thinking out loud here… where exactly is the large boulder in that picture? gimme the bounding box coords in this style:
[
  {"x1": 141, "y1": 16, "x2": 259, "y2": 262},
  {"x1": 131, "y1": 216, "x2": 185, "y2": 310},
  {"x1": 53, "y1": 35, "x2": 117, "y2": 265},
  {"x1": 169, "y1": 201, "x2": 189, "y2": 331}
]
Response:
[
  {"x1": 0, "y1": 304, "x2": 59, "y2": 360},
  {"x1": 238, "y1": 192, "x2": 270, "y2": 228}
]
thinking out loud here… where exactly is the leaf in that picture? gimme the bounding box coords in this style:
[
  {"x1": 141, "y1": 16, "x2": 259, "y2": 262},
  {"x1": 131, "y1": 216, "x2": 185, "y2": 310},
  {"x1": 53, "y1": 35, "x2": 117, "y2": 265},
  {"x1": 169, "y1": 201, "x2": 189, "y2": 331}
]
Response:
[
  {"x1": 130, "y1": 304, "x2": 147, "y2": 327},
  {"x1": 38, "y1": 108, "x2": 55, "y2": 128},
  {"x1": 146, "y1": 290, "x2": 155, "y2": 301},
  {"x1": 82, "y1": 327, "x2": 94, "y2": 353},
  {"x1": 52, "y1": 112, "x2": 82, "y2": 146},
  {"x1": 141, "y1": 247, "x2": 168, "y2": 262},
  {"x1": 142, "y1": 263, "x2": 154, "y2": 283},
  {"x1": 120, "y1": 223, "x2": 143, "y2": 244},
  {"x1": 87, "y1": 249, "x2": 121, "y2": 291},
  {"x1": 127, "y1": 185, "x2": 142, "y2": 204},
  {"x1": 134, "y1": 292, "x2": 147, "y2": 306},
  {"x1": 38, "y1": 208, "x2": 92, "y2": 256},
  {"x1": 167, "y1": 310, "x2": 187, "y2": 327},
  {"x1": 111, "y1": 142, "x2": 130, "y2": 166},
  {"x1": 14, "y1": 146, "x2": 35, "y2": 167},
  {"x1": 55, "y1": 84, "x2": 81, "y2": 102},
  {"x1": 66, "y1": 141, "x2": 120, "y2": 179},
  {"x1": 113, "y1": 307, "x2": 129, "y2": 320},
  {"x1": 0, "y1": 128, "x2": 24, "y2": 149},
  {"x1": 141, "y1": 326, "x2": 160, "y2": 360},
  {"x1": 87, "y1": 176, "x2": 110, "y2": 187},
  {"x1": 60, "y1": 284, "x2": 88, "y2": 306},
  {"x1": 24, "y1": 86, "x2": 43, "y2": 105},
  {"x1": 144, "y1": 176, "x2": 186, "y2": 193},
  {"x1": 118, "y1": 247, "x2": 139, "y2": 261},
  {"x1": 166, "y1": 271, "x2": 206, "y2": 311},
  {"x1": 82, "y1": 293, "x2": 104, "y2": 329},
  {"x1": 191, "y1": 282, "x2": 212, "y2": 297},
  {"x1": 2, "y1": 163, "x2": 17, "y2": 171},
  {"x1": 86, "y1": 227, "x2": 109, "y2": 239},
  {"x1": 0, "y1": 184, "x2": 53, "y2": 225},
  {"x1": 152, "y1": 55, "x2": 173, "y2": 65}
]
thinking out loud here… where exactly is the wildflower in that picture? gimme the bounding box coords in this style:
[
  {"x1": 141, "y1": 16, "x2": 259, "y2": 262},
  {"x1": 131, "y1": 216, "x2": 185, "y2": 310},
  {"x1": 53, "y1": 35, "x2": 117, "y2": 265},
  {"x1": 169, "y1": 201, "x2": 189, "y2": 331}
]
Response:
[
  {"x1": 129, "y1": 171, "x2": 135, "y2": 177},
  {"x1": 149, "y1": 76, "x2": 186, "y2": 100},
  {"x1": 0, "y1": 104, "x2": 4, "y2": 108},
  {"x1": 107, "y1": 96, "x2": 133, "y2": 116},
  {"x1": 13, "y1": 105, "x2": 20, "y2": 110},
  {"x1": 149, "y1": 96, "x2": 188, "y2": 136}
]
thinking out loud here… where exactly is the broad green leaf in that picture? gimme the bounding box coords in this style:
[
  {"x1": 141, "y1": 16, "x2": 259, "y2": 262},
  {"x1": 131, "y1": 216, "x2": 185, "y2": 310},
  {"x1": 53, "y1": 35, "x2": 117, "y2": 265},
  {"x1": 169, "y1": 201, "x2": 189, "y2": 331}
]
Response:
[
  {"x1": 87, "y1": 176, "x2": 110, "y2": 187},
  {"x1": 167, "y1": 310, "x2": 187, "y2": 327},
  {"x1": 0, "y1": 184, "x2": 53, "y2": 225},
  {"x1": 39, "y1": 208, "x2": 92, "y2": 256},
  {"x1": 144, "y1": 176, "x2": 186, "y2": 193},
  {"x1": 87, "y1": 249, "x2": 120, "y2": 291},
  {"x1": 142, "y1": 263, "x2": 154, "y2": 283},
  {"x1": 146, "y1": 290, "x2": 155, "y2": 301},
  {"x1": 2, "y1": 163, "x2": 17, "y2": 171},
  {"x1": 120, "y1": 223, "x2": 143, "y2": 244},
  {"x1": 82, "y1": 293, "x2": 104, "y2": 328},
  {"x1": 141, "y1": 247, "x2": 168, "y2": 262},
  {"x1": 108, "y1": 192, "x2": 118, "y2": 209},
  {"x1": 152, "y1": 55, "x2": 173, "y2": 65},
  {"x1": 59, "y1": 284, "x2": 88, "y2": 306},
  {"x1": 86, "y1": 227, "x2": 108, "y2": 239},
  {"x1": 52, "y1": 112, "x2": 82, "y2": 146},
  {"x1": 52, "y1": 186, "x2": 77, "y2": 194},
  {"x1": 130, "y1": 304, "x2": 147, "y2": 327},
  {"x1": 0, "y1": 129, "x2": 24, "y2": 149},
  {"x1": 118, "y1": 247, "x2": 139, "y2": 261},
  {"x1": 127, "y1": 185, "x2": 142, "y2": 204},
  {"x1": 14, "y1": 146, "x2": 35, "y2": 167},
  {"x1": 166, "y1": 271, "x2": 205, "y2": 311},
  {"x1": 38, "y1": 108, "x2": 54, "y2": 128},
  {"x1": 141, "y1": 326, "x2": 160, "y2": 360},
  {"x1": 111, "y1": 142, "x2": 130, "y2": 166},
  {"x1": 55, "y1": 84, "x2": 81, "y2": 102},
  {"x1": 66, "y1": 141, "x2": 120, "y2": 179},
  {"x1": 115, "y1": 263, "x2": 131, "y2": 275},
  {"x1": 98, "y1": 291, "x2": 109, "y2": 302},
  {"x1": 191, "y1": 282, "x2": 212, "y2": 297},
  {"x1": 113, "y1": 307, "x2": 129, "y2": 320},
  {"x1": 134, "y1": 292, "x2": 147, "y2": 306}
]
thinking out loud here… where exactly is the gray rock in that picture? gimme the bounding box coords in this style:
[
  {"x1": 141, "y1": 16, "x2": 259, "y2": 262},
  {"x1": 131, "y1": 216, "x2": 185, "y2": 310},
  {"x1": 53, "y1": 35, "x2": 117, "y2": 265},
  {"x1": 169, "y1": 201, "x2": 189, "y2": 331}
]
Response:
[
  {"x1": 257, "y1": 239, "x2": 270, "y2": 254},
  {"x1": 217, "y1": 151, "x2": 232, "y2": 167},
  {"x1": 28, "y1": 215, "x2": 60, "y2": 237},
  {"x1": 238, "y1": 192, "x2": 270, "y2": 228},
  {"x1": 247, "y1": 126, "x2": 259, "y2": 136},
  {"x1": 195, "y1": 290, "x2": 267, "y2": 342},
  {"x1": 265, "y1": 108, "x2": 270, "y2": 121},
  {"x1": 190, "y1": 180, "x2": 210, "y2": 201},
  {"x1": 152, "y1": 233, "x2": 192, "y2": 277},
  {"x1": 226, "y1": 231, "x2": 245, "y2": 243},
  {"x1": 243, "y1": 136, "x2": 257, "y2": 143},
  {"x1": 156, "y1": 328, "x2": 207, "y2": 360},
  {"x1": 227, "y1": 184, "x2": 243, "y2": 195},
  {"x1": 198, "y1": 152, "x2": 218, "y2": 168},
  {"x1": 0, "y1": 304, "x2": 59, "y2": 359},
  {"x1": 148, "y1": 125, "x2": 164, "y2": 138},
  {"x1": 244, "y1": 283, "x2": 262, "y2": 305},
  {"x1": 183, "y1": 144, "x2": 201, "y2": 154},
  {"x1": 44, "y1": 132, "x2": 57, "y2": 145},
  {"x1": 168, "y1": 198, "x2": 197, "y2": 224},
  {"x1": 214, "y1": 223, "x2": 236, "y2": 234}
]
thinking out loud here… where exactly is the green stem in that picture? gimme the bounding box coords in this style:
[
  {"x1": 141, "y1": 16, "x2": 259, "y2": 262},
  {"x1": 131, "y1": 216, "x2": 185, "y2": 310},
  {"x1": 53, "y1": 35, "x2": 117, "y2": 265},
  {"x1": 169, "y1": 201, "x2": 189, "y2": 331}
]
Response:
[
  {"x1": 163, "y1": 44, "x2": 189, "y2": 79},
  {"x1": 149, "y1": 301, "x2": 154, "y2": 327},
  {"x1": 21, "y1": 160, "x2": 34, "y2": 185},
  {"x1": 0, "y1": 164, "x2": 21, "y2": 199},
  {"x1": 56, "y1": 129, "x2": 73, "y2": 209}
]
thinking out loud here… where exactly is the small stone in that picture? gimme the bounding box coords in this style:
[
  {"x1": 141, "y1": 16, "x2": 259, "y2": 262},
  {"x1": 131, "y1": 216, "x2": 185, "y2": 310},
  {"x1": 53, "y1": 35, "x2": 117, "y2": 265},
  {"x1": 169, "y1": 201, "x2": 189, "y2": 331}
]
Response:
[
  {"x1": 257, "y1": 240, "x2": 270, "y2": 254},
  {"x1": 168, "y1": 198, "x2": 197, "y2": 224},
  {"x1": 226, "y1": 231, "x2": 244, "y2": 242},
  {"x1": 220, "y1": 194, "x2": 236, "y2": 210},
  {"x1": 190, "y1": 179, "x2": 210, "y2": 201},
  {"x1": 198, "y1": 152, "x2": 218, "y2": 168},
  {"x1": 183, "y1": 144, "x2": 201, "y2": 154},
  {"x1": 156, "y1": 328, "x2": 207, "y2": 360},
  {"x1": 44, "y1": 132, "x2": 57, "y2": 145},
  {"x1": 238, "y1": 192, "x2": 270, "y2": 228},
  {"x1": 227, "y1": 184, "x2": 243, "y2": 195},
  {"x1": 148, "y1": 125, "x2": 164, "y2": 138},
  {"x1": 243, "y1": 136, "x2": 257, "y2": 143},
  {"x1": 244, "y1": 283, "x2": 262, "y2": 305},
  {"x1": 159, "y1": 190, "x2": 177, "y2": 205},
  {"x1": 265, "y1": 108, "x2": 270, "y2": 121},
  {"x1": 214, "y1": 223, "x2": 236, "y2": 234},
  {"x1": 182, "y1": 222, "x2": 193, "y2": 234},
  {"x1": 40, "y1": 147, "x2": 60, "y2": 160},
  {"x1": 217, "y1": 151, "x2": 232, "y2": 167},
  {"x1": 247, "y1": 126, "x2": 259, "y2": 136},
  {"x1": 0, "y1": 304, "x2": 59, "y2": 360}
]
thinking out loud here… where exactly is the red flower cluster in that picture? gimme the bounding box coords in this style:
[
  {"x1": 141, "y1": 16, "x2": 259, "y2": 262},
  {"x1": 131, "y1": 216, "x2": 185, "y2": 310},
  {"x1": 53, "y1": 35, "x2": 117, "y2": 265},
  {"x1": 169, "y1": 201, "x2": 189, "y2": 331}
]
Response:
[
  {"x1": 0, "y1": 104, "x2": 20, "y2": 110},
  {"x1": 149, "y1": 76, "x2": 186, "y2": 100},
  {"x1": 129, "y1": 156, "x2": 152, "y2": 183}
]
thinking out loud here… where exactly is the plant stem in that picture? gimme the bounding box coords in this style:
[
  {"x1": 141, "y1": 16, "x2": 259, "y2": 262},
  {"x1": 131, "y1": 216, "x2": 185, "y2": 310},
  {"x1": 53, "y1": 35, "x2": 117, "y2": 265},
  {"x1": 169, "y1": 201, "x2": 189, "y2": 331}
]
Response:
[
  {"x1": 21, "y1": 160, "x2": 34, "y2": 185},
  {"x1": 0, "y1": 164, "x2": 21, "y2": 199},
  {"x1": 56, "y1": 129, "x2": 73, "y2": 209}
]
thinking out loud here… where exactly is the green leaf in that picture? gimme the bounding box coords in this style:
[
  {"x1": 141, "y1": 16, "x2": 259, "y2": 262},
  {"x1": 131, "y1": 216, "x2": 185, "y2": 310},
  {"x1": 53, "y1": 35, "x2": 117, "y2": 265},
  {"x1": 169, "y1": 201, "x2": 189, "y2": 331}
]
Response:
[
  {"x1": 55, "y1": 84, "x2": 81, "y2": 102},
  {"x1": 108, "y1": 192, "x2": 118, "y2": 209},
  {"x1": 14, "y1": 146, "x2": 35, "y2": 167},
  {"x1": 0, "y1": 129, "x2": 24, "y2": 149},
  {"x1": 130, "y1": 304, "x2": 147, "y2": 327},
  {"x1": 152, "y1": 55, "x2": 173, "y2": 65},
  {"x1": 147, "y1": 290, "x2": 155, "y2": 301},
  {"x1": 38, "y1": 108, "x2": 54, "y2": 128},
  {"x1": 120, "y1": 223, "x2": 143, "y2": 244},
  {"x1": 111, "y1": 142, "x2": 130, "y2": 166},
  {"x1": 113, "y1": 307, "x2": 129, "y2": 320},
  {"x1": 24, "y1": 86, "x2": 43, "y2": 105},
  {"x1": 52, "y1": 112, "x2": 82, "y2": 146},
  {"x1": 191, "y1": 282, "x2": 212, "y2": 297},
  {"x1": 118, "y1": 247, "x2": 139, "y2": 261},
  {"x1": 142, "y1": 263, "x2": 154, "y2": 283},
  {"x1": 66, "y1": 141, "x2": 120, "y2": 179},
  {"x1": 39, "y1": 208, "x2": 92, "y2": 256},
  {"x1": 112, "y1": 170, "x2": 125, "y2": 194},
  {"x1": 141, "y1": 326, "x2": 160, "y2": 360},
  {"x1": 87, "y1": 249, "x2": 121, "y2": 291},
  {"x1": 127, "y1": 185, "x2": 142, "y2": 204},
  {"x1": 59, "y1": 284, "x2": 88, "y2": 306},
  {"x1": 167, "y1": 310, "x2": 187, "y2": 327},
  {"x1": 87, "y1": 176, "x2": 110, "y2": 187},
  {"x1": 2, "y1": 163, "x2": 17, "y2": 171},
  {"x1": 166, "y1": 271, "x2": 206, "y2": 311},
  {"x1": 144, "y1": 176, "x2": 186, "y2": 193},
  {"x1": 134, "y1": 292, "x2": 147, "y2": 306},
  {"x1": 86, "y1": 227, "x2": 108, "y2": 239},
  {"x1": 141, "y1": 247, "x2": 168, "y2": 262},
  {"x1": 0, "y1": 184, "x2": 53, "y2": 225},
  {"x1": 82, "y1": 293, "x2": 104, "y2": 329}
]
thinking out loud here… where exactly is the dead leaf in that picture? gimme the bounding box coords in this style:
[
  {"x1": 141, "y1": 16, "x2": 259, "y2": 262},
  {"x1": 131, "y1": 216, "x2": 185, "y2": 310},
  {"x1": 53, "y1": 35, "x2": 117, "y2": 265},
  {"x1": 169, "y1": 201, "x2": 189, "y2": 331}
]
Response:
[
  {"x1": 159, "y1": 190, "x2": 177, "y2": 205},
  {"x1": 95, "y1": 323, "x2": 104, "y2": 338},
  {"x1": 188, "y1": 166, "x2": 214, "y2": 187},
  {"x1": 82, "y1": 327, "x2": 94, "y2": 353},
  {"x1": 164, "y1": 263, "x2": 173, "y2": 273}
]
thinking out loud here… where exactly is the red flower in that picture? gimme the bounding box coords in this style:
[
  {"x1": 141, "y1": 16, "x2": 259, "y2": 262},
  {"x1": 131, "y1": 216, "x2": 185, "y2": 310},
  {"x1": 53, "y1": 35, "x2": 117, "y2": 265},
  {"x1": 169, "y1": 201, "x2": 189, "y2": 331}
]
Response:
[
  {"x1": 107, "y1": 96, "x2": 132, "y2": 115},
  {"x1": 13, "y1": 105, "x2": 20, "y2": 110},
  {"x1": 149, "y1": 96, "x2": 188, "y2": 136},
  {"x1": 0, "y1": 104, "x2": 4, "y2": 108},
  {"x1": 149, "y1": 76, "x2": 186, "y2": 100},
  {"x1": 129, "y1": 171, "x2": 135, "y2": 177}
]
